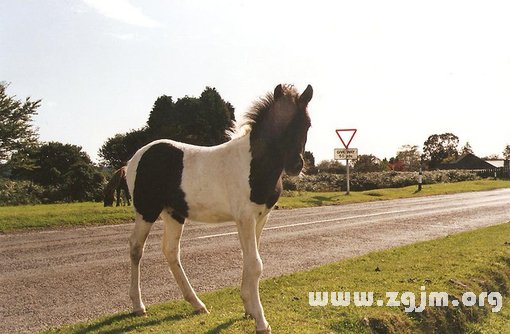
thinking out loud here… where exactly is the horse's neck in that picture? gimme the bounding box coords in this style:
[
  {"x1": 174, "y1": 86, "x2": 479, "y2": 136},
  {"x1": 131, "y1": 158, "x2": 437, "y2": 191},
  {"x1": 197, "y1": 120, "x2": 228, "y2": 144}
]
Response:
[
  {"x1": 248, "y1": 131, "x2": 285, "y2": 206},
  {"x1": 220, "y1": 130, "x2": 285, "y2": 186}
]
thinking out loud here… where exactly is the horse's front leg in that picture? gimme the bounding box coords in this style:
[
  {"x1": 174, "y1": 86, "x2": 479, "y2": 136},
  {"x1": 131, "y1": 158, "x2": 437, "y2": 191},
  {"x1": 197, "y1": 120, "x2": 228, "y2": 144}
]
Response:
[
  {"x1": 255, "y1": 214, "x2": 269, "y2": 249},
  {"x1": 237, "y1": 218, "x2": 271, "y2": 333},
  {"x1": 116, "y1": 187, "x2": 121, "y2": 207},
  {"x1": 126, "y1": 189, "x2": 131, "y2": 206}
]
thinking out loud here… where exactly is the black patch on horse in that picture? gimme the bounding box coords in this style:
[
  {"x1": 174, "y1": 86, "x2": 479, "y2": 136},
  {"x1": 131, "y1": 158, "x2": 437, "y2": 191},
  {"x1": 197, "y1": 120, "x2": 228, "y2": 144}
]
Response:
[{"x1": 133, "y1": 143, "x2": 189, "y2": 223}]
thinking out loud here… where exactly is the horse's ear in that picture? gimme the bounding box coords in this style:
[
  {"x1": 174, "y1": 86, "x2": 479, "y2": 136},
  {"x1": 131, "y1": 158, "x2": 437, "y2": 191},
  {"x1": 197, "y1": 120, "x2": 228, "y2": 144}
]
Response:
[
  {"x1": 299, "y1": 84, "x2": 313, "y2": 105},
  {"x1": 274, "y1": 84, "x2": 284, "y2": 100}
]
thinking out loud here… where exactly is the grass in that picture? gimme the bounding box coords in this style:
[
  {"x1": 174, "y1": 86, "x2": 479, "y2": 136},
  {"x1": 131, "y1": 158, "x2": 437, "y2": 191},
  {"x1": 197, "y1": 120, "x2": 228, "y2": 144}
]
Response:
[
  {"x1": 43, "y1": 221, "x2": 510, "y2": 334},
  {"x1": 1, "y1": 179, "x2": 509, "y2": 234},
  {"x1": 467, "y1": 296, "x2": 510, "y2": 334},
  {"x1": 278, "y1": 179, "x2": 510, "y2": 209},
  {"x1": 0, "y1": 202, "x2": 133, "y2": 233}
]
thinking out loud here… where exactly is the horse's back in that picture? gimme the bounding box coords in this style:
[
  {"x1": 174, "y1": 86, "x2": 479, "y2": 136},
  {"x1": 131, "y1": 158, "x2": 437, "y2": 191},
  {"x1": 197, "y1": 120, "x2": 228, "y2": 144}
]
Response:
[{"x1": 127, "y1": 137, "x2": 253, "y2": 224}]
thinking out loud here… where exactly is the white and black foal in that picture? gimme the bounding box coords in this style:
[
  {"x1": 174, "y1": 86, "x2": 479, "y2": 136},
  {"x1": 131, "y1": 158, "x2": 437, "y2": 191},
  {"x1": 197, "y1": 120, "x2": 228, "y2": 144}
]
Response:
[{"x1": 126, "y1": 84, "x2": 313, "y2": 333}]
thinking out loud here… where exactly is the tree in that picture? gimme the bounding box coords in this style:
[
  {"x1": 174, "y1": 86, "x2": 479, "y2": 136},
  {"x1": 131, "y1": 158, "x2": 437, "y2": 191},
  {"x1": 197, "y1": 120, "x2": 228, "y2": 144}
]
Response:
[
  {"x1": 147, "y1": 95, "x2": 174, "y2": 130},
  {"x1": 99, "y1": 129, "x2": 152, "y2": 168},
  {"x1": 503, "y1": 145, "x2": 510, "y2": 160},
  {"x1": 316, "y1": 160, "x2": 346, "y2": 174},
  {"x1": 483, "y1": 154, "x2": 501, "y2": 160},
  {"x1": 379, "y1": 158, "x2": 391, "y2": 171},
  {"x1": 100, "y1": 87, "x2": 236, "y2": 167},
  {"x1": 12, "y1": 142, "x2": 104, "y2": 202},
  {"x1": 388, "y1": 157, "x2": 406, "y2": 171},
  {"x1": 460, "y1": 142, "x2": 474, "y2": 155},
  {"x1": 422, "y1": 133, "x2": 459, "y2": 169},
  {"x1": 303, "y1": 151, "x2": 317, "y2": 174},
  {"x1": 0, "y1": 82, "x2": 40, "y2": 162},
  {"x1": 146, "y1": 87, "x2": 235, "y2": 145},
  {"x1": 395, "y1": 145, "x2": 421, "y2": 171},
  {"x1": 197, "y1": 87, "x2": 236, "y2": 145},
  {"x1": 353, "y1": 154, "x2": 385, "y2": 172},
  {"x1": 61, "y1": 160, "x2": 104, "y2": 202}
]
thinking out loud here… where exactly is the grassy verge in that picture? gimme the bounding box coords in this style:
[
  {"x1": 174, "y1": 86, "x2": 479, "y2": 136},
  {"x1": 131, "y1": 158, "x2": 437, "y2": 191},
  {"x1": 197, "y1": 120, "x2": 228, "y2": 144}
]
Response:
[
  {"x1": 0, "y1": 202, "x2": 133, "y2": 233},
  {"x1": 467, "y1": 296, "x2": 510, "y2": 333},
  {"x1": 278, "y1": 179, "x2": 510, "y2": 209},
  {"x1": 1, "y1": 179, "x2": 509, "y2": 234},
  {"x1": 43, "y1": 222, "x2": 510, "y2": 333}
]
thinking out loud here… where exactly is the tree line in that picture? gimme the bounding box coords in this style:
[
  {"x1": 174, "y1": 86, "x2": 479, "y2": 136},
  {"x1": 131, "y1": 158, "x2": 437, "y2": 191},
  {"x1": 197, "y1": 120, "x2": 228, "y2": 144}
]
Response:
[
  {"x1": 1, "y1": 81, "x2": 509, "y2": 205},
  {"x1": 309, "y1": 134, "x2": 510, "y2": 175}
]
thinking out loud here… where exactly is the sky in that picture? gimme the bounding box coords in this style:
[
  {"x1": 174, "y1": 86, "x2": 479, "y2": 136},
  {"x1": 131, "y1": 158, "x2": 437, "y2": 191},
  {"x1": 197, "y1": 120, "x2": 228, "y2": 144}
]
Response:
[{"x1": 1, "y1": 0, "x2": 510, "y2": 163}]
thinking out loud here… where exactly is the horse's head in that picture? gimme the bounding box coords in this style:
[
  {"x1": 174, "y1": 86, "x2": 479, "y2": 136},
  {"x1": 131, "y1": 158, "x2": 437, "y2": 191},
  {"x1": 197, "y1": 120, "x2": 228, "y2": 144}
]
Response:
[{"x1": 272, "y1": 84, "x2": 313, "y2": 176}]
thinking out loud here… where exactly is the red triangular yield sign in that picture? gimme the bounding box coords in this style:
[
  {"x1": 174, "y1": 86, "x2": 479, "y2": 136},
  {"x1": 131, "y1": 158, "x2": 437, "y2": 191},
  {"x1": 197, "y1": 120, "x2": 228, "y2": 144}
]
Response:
[{"x1": 336, "y1": 129, "x2": 357, "y2": 149}]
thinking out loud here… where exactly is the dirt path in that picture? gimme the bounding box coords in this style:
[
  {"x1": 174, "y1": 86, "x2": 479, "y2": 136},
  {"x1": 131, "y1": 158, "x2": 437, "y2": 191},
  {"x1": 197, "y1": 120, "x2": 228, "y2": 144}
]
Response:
[{"x1": 1, "y1": 189, "x2": 509, "y2": 333}]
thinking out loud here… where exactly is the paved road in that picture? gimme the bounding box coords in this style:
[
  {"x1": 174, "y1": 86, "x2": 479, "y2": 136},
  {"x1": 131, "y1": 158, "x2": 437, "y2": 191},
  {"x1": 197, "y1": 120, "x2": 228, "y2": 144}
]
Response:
[{"x1": 1, "y1": 189, "x2": 510, "y2": 333}]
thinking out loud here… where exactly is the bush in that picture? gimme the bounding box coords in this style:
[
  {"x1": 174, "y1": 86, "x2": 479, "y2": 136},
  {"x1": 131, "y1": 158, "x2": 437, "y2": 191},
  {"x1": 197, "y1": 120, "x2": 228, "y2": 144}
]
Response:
[
  {"x1": 0, "y1": 174, "x2": 105, "y2": 206},
  {"x1": 284, "y1": 170, "x2": 478, "y2": 192},
  {"x1": 0, "y1": 179, "x2": 44, "y2": 206}
]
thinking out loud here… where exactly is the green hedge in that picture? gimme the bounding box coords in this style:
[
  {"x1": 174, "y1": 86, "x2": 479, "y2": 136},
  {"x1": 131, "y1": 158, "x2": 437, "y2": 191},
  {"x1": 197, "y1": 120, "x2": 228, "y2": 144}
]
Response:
[
  {"x1": 284, "y1": 170, "x2": 479, "y2": 192},
  {"x1": 0, "y1": 178, "x2": 104, "y2": 206},
  {"x1": 0, "y1": 170, "x2": 480, "y2": 206},
  {"x1": 0, "y1": 179, "x2": 45, "y2": 206}
]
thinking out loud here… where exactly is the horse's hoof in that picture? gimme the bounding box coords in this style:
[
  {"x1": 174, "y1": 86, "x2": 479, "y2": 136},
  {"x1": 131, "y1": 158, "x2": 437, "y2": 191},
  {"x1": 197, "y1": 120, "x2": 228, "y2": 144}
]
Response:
[
  {"x1": 132, "y1": 309, "x2": 146, "y2": 317},
  {"x1": 194, "y1": 306, "x2": 209, "y2": 314},
  {"x1": 255, "y1": 325, "x2": 271, "y2": 334}
]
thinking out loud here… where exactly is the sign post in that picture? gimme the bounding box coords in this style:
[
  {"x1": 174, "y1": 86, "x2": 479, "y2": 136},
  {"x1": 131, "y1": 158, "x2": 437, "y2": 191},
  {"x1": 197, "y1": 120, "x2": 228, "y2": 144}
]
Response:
[
  {"x1": 346, "y1": 157, "x2": 350, "y2": 194},
  {"x1": 334, "y1": 129, "x2": 357, "y2": 195}
]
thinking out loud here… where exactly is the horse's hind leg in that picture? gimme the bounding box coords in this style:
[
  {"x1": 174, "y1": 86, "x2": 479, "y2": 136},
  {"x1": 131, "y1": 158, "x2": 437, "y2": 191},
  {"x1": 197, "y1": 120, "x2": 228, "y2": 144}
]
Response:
[
  {"x1": 160, "y1": 211, "x2": 208, "y2": 314},
  {"x1": 129, "y1": 214, "x2": 153, "y2": 315},
  {"x1": 125, "y1": 189, "x2": 131, "y2": 206},
  {"x1": 122, "y1": 179, "x2": 131, "y2": 206}
]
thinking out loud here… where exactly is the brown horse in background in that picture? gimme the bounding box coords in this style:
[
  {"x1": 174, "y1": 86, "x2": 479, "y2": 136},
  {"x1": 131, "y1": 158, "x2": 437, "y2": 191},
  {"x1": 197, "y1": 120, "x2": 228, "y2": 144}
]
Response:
[{"x1": 104, "y1": 166, "x2": 131, "y2": 207}]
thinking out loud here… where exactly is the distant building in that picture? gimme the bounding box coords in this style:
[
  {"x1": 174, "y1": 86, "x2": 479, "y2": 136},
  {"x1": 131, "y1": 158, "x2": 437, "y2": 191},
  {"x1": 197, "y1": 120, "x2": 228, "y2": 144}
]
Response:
[
  {"x1": 439, "y1": 153, "x2": 495, "y2": 170},
  {"x1": 439, "y1": 153, "x2": 510, "y2": 178},
  {"x1": 485, "y1": 159, "x2": 507, "y2": 168}
]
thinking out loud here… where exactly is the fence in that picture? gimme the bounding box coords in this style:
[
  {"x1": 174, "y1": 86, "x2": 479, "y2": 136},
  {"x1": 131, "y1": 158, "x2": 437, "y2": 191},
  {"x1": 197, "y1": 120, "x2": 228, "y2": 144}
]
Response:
[{"x1": 476, "y1": 167, "x2": 510, "y2": 179}]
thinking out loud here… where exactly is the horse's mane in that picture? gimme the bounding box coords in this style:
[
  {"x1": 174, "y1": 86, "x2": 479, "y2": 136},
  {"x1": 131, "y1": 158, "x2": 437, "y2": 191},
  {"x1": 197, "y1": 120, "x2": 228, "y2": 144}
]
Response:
[{"x1": 228, "y1": 84, "x2": 300, "y2": 139}]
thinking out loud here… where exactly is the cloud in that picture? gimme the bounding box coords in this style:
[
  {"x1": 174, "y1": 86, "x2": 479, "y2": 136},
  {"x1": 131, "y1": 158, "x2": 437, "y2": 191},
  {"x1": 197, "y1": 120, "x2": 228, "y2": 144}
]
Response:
[
  {"x1": 83, "y1": 0, "x2": 162, "y2": 28},
  {"x1": 108, "y1": 32, "x2": 137, "y2": 40}
]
